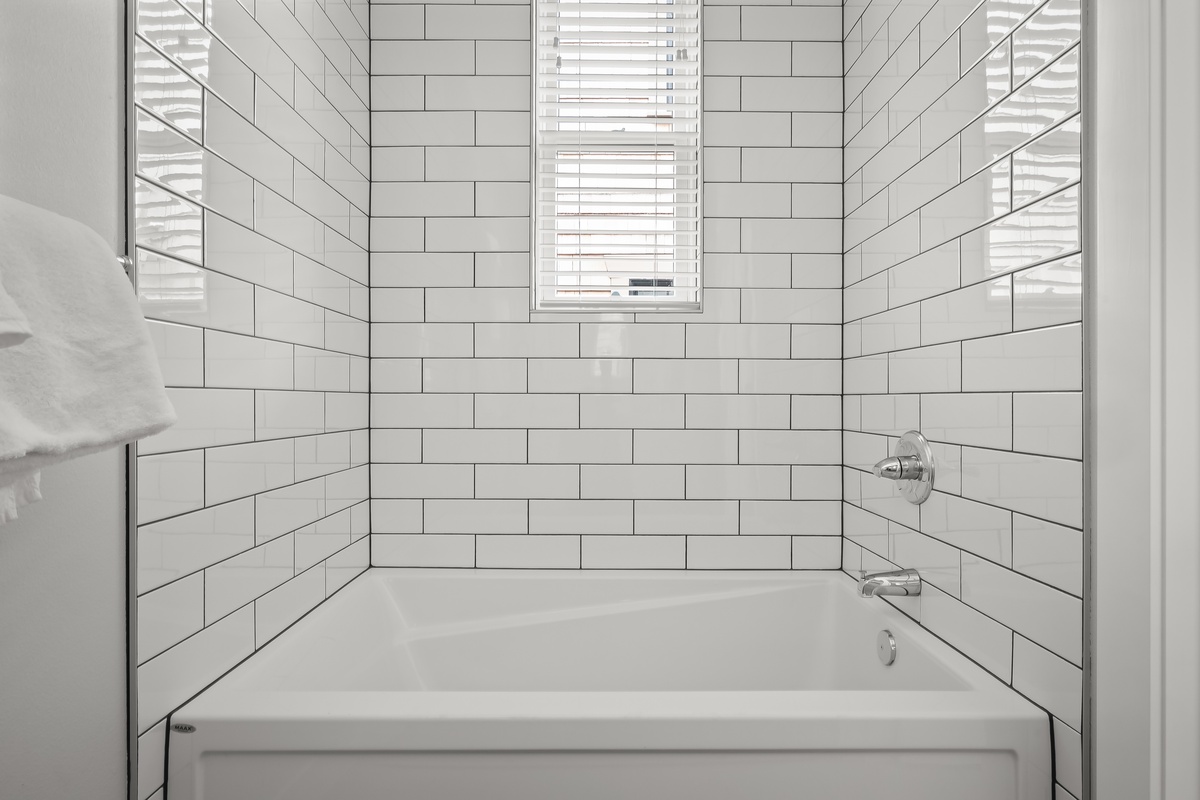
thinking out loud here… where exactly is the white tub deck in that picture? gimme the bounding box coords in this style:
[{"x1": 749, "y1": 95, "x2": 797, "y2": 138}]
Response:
[{"x1": 167, "y1": 569, "x2": 1052, "y2": 800}]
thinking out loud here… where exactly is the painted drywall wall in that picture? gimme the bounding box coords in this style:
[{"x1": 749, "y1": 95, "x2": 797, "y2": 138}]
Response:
[{"x1": 0, "y1": 1, "x2": 129, "y2": 799}]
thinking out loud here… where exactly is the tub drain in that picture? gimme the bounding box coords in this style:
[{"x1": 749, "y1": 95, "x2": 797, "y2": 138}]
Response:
[{"x1": 877, "y1": 629, "x2": 897, "y2": 666}]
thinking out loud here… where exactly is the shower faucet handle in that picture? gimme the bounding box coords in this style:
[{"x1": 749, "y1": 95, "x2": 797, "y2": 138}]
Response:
[
  {"x1": 872, "y1": 455, "x2": 924, "y2": 481},
  {"x1": 870, "y1": 431, "x2": 936, "y2": 505}
]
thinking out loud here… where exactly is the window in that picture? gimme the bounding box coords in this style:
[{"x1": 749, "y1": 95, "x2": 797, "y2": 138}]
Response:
[{"x1": 534, "y1": 0, "x2": 702, "y2": 310}]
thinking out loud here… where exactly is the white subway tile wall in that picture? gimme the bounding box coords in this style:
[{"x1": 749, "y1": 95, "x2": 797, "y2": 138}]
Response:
[
  {"x1": 369, "y1": 0, "x2": 844, "y2": 570},
  {"x1": 840, "y1": 0, "x2": 1082, "y2": 796},
  {"x1": 132, "y1": 1, "x2": 371, "y2": 798},
  {"x1": 126, "y1": 1, "x2": 1088, "y2": 797}
]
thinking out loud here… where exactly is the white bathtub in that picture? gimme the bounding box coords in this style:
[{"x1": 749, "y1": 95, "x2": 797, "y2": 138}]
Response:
[{"x1": 167, "y1": 569, "x2": 1051, "y2": 800}]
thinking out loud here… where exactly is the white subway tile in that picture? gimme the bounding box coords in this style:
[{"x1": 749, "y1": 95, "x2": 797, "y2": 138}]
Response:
[
  {"x1": 373, "y1": 182, "x2": 473, "y2": 217},
  {"x1": 476, "y1": 323, "x2": 579, "y2": 357},
  {"x1": 1012, "y1": 635, "x2": 1082, "y2": 730},
  {"x1": 372, "y1": 394, "x2": 474, "y2": 428},
  {"x1": 137, "y1": 497, "x2": 256, "y2": 593},
  {"x1": 844, "y1": 355, "x2": 892, "y2": 395},
  {"x1": 477, "y1": 535, "x2": 580, "y2": 569},
  {"x1": 371, "y1": 499, "x2": 423, "y2": 534},
  {"x1": 254, "y1": 564, "x2": 325, "y2": 647},
  {"x1": 859, "y1": 394, "x2": 920, "y2": 436},
  {"x1": 920, "y1": 491, "x2": 1012, "y2": 566},
  {"x1": 635, "y1": 500, "x2": 738, "y2": 535},
  {"x1": 528, "y1": 429, "x2": 633, "y2": 464},
  {"x1": 476, "y1": 465, "x2": 579, "y2": 499},
  {"x1": 860, "y1": 305, "x2": 921, "y2": 356},
  {"x1": 742, "y1": 500, "x2": 840, "y2": 536},
  {"x1": 373, "y1": 322, "x2": 474, "y2": 358},
  {"x1": 685, "y1": 325, "x2": 791, "y2": 359},
  {"x1": 425, "y1": 76, "x2": 530, "y2": 111},
  {"x1": 921, "y1": 278, "x2": 1013, "y2": 345},
  {"x1": 422, "y1": 429, "x2": 527, "y2": 463},
  {"x1": 580, "y1": 324, "x2": 684, "y2": 358},
  {"x1": 140, "y1": 389, "x2": 254, "y2": 454},
  {"x1": 705, "y1": 43, "x2": 792, "y2": 77},
  {"x1": 739, "y1": 430, "x2": 841, "y2": 465},
  {"x1": 424, "y1": 5, "x2": 530, "y2": 39},
  {"x1": 580, "y1": 394, "x2": 684, "y2": 429},
  {"x1": 962, "y1": 554, "x2": 1082, "y2": 666},
  {"x1": 254, "y1": 390, "x2": 324, "y2": 441},
  {"x1": 686, "y1": 536, "x2": 791, "y2": 569},
  {"x1": 634, "y1": 430, "x2": 738, "y2": 464},
  {"x1": 422, "y1": 359, "x2": 527, "y2": 393},
  {"x1": 137, "y1": 606, "x2": 253, "y2": 732},
  {"x1": 528, "y1": 359, "x2": 634, "y2": 394},
  {"x1": 685, "y1": 395, "x2": 791, "y2": 430},
  {"x1": 372, "y1": 534, "x2": 475, "y2": 567},
  {"x1": 845, "y1": 502, "x2": 889, "y2": 556},
  {"x1": 372, "y1": 252, "x2": 473, "y2": 287},
  {"x1": 1013, "y1": 254, "x2": 1082, "y2": 331},
  {"x1": 145, "y1": 321, "x2": 204, "y2": 388},
  {"x1": 138, "y1": 573, "x2": 204, "y2": 664},
  {"x1": 140, "y1": 255, "x2": 254, "y2": 335},
  {"x1": 137, "y1": 723, "x2": 166, "y2": 800},
  {"x1": 476, "y1": 394, "x2": 579, "y2": 428},
  {"x1": 741, "y1": 360, "x2": 841, "y2": 394},
  {"x1": 1053, "y1": 716, "x2": 1084, "y2": 797},
  {"x1": 888, "y1": 342, "x2": 962, "y2": 394},
  {"x1": 742, "y1": 290, "x2": 841, "y2": 324},
  {"x1": 962, "y1": 324, "x2": 1082, "y2": 392},
  {"x1": 371, "y1": 359, "x2": 423, "y2": 392},
  {"x1": 1012, "y1": 514, "x2": 1083, "y2": 597},
  {"x1": 425, "y1": 147, "x2": 530, "y2": 181},
  {"x1": 370, "y1": 464, "x2": 473, "y2": 498},
  {"x1": 326, "y1": 538, "x2": 369, "y2": 595},
  {"x1": 686, "y1": 465, "x2": 791, "y2": 500},
  {"x1": 371, "y1": 429, "x2": 422, "y2": 463},
  {"x1": 921, "y1": 584, "x2": 1014, "y2": 682},
  {"x1": 374, "y1": 111, "x2": 475, "y2": 146},
  {"x1": 204, "y1": 533, "x2": 294, "y2": 622},
  {"x1": 581, "y1": 536, "x2": 685, "y2": 569},
  {"x1": 1013, "y1": 392, "x2": 1083, "y2": 459},
  {"x1": 791, "y1": 536, "x2": 841, "y2": 568},
  {"x1": 530, "y1": 500, "x2": 633, "y2": 535},
  {"x1": 792, "y1": 395, "x2": 844, "y2": 429},
  {"x1": 921, "y1": 392, "x2": 1014, "y2": 450},
  {"x1": 255, "y1": 478, "x2": 326, "y2": 544},
  {"x1": 582, "y1": 465, "x2": 685, "y2": 500},
  {"x1": 891, "y1": 524, "x2": 961, "y2": 595},
  {"x1": 960, "y1": 186, "x2": 1080, "y2": 285},
  {"x1": 425, "y1": 287, "x2": 530, "y2": 321},
  {"x1": 424, "y1": 500, "x2": 527, "y2": 534},
  {"x1": 633, "y1": 359, "x2": 739, "y2": 394}
]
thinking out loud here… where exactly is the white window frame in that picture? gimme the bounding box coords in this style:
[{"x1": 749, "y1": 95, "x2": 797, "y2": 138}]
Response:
[{"x1": 532, "y1": 0, "x2": 703, "y2": 311}]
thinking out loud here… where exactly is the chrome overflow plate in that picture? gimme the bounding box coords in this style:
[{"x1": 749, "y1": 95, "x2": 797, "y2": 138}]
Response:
[{"x1": 877, "y1": 629, "x2": 897, "y2": 666}]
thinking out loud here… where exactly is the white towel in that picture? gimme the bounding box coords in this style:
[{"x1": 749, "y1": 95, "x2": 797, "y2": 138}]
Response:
[
  {"x1": 0, "y1": 471, "x2": 40, "y2": 524},
  {"x1": 0, "y1": 272, "x2": 31, "y2": 349},
  {"x1": 0, "y1": 194, "x2": 176, "y2": 517}
]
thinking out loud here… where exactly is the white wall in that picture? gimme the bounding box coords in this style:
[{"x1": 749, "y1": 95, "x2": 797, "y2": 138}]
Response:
[
  {"x1": 839, "y1": 1, "x2": 1083, "y2": 797},
  {"x1": 1091, "y1": 0, "x2": 1200, "y2": 797},
  {"x1": 369, "y1": 0, "x2": 846, "y2": 570},
  {"x1": 0, "y1": 2, "x2": 129, "y2": 799}
]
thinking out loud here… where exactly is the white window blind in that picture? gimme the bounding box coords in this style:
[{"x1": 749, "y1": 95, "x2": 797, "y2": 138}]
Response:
[{"x1": 535, "y1": 0, "x2": 701, "y2": 309}]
